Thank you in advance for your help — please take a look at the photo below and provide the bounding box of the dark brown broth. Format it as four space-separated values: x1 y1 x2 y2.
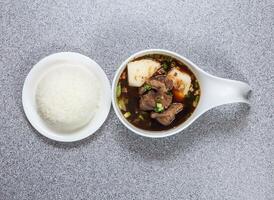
117 54 200 131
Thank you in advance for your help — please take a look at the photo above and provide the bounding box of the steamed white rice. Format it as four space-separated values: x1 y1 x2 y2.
36 64 99 132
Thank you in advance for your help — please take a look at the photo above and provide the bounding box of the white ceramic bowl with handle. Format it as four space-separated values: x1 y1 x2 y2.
112 49 251 138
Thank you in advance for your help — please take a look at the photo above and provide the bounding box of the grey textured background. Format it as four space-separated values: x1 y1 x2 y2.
0 0 273 199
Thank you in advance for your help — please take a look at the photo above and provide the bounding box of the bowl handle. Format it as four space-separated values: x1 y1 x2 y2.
198 73 251 112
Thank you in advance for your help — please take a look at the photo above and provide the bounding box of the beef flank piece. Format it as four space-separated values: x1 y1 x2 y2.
139 90 157 111
139 74 174 111
138 76 167 95
139 75 173 95
138 79 165 95
153 75 166 81
156 93 172 109
154 75 173 91
150 75 173 92
165 78 173 91
151 103 184 126
147 79 167 93
150 76 173 108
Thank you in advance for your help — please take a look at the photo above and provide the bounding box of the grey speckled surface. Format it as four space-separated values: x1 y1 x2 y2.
0 0 273 199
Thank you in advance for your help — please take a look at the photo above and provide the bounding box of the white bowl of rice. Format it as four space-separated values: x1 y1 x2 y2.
22 52 111 142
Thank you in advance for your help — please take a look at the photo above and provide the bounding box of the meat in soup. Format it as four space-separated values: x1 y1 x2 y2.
116 54 200 131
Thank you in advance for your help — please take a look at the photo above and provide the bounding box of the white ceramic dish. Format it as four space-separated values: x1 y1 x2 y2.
112 49 251 138
22 52 111 142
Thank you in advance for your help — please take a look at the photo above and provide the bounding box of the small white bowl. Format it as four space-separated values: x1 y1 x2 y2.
22 52 111 142
112 49 251 138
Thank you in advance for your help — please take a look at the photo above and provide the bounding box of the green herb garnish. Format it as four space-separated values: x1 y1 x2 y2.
194 80 199 89
162 62 170 71
143 83 152 92
154 103 164 113
193 95 200 107
118 98 126 111
116 83 121 97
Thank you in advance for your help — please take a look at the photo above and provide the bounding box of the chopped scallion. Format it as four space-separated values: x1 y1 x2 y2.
124 112 131 118
138 114 144 120
162 62 170 71
118 99 126 111
154 103 164 113
116 83 121 97
143 83 152 92
193 95 200 107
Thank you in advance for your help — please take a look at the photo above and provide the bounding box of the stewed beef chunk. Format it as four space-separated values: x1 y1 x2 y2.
151 103 183 126
147 79 167 93
165 78 173 91
153 75 173 91
147 75 173 93
139 90 157 111
155 93 173 109
153 75 166 81
139 75 173 95
139 74 174 111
